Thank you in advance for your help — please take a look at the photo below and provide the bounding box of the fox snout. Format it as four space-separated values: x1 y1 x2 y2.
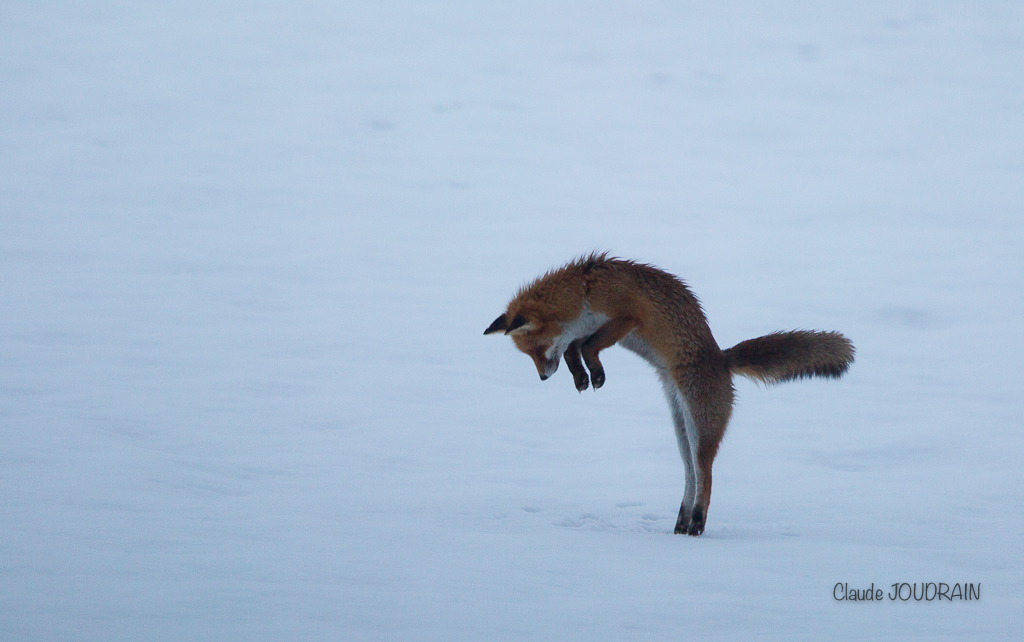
534 354 560 381
483 311 566 382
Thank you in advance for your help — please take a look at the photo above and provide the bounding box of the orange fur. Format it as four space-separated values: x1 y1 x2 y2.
485 253 854 535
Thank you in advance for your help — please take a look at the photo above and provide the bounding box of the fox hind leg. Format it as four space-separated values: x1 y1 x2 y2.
663 372 731 536
679 432 721 535
679 387 730 536
674 411 728 536
675 431 712 536
660 373 697 534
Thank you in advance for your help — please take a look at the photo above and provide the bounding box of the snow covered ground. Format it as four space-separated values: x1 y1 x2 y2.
2 1 1023 640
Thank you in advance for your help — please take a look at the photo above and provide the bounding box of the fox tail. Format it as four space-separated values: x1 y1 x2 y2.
723 330 854 384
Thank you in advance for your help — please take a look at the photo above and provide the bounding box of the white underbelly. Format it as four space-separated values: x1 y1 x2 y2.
619 331 667 370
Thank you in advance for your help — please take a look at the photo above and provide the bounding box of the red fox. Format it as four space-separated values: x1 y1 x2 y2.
484 253 853 536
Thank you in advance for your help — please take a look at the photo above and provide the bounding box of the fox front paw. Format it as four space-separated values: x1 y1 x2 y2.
572 371 590 392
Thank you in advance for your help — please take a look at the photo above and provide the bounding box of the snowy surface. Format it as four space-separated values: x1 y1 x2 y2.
2 1 1023 640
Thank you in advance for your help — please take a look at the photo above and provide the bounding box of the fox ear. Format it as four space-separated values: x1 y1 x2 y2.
484 314 508 335
504 313 534 335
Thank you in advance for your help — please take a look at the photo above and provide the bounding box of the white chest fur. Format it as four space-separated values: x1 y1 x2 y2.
544 305 610 360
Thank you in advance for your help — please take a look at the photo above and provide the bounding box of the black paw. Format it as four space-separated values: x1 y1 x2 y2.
673 506 706 536
572 372 590 392
687 508 706 536
589 367 605 390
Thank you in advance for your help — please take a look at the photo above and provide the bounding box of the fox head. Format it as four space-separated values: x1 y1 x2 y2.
483 308 567 380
